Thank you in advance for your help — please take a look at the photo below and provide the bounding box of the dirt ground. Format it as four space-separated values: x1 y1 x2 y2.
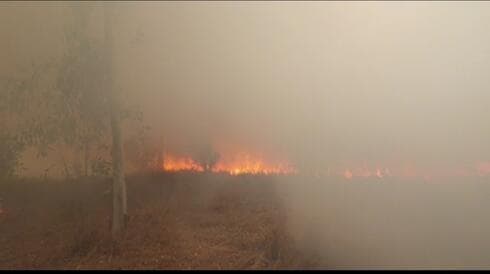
0 173 321 270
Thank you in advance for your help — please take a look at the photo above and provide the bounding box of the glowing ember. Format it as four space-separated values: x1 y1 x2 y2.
343 169 353 180
163 153 204 172
162 151 296 175
211 152 297 175
161 149 490 180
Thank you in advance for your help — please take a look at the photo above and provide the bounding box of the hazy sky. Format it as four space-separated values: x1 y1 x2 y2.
3 1 490 170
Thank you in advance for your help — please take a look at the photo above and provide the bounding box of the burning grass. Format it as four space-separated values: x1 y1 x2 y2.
162 151 297 176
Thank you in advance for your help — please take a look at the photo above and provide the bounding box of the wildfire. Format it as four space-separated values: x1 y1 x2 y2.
211 152 297 175
162 153 204 172
161 148 490 180
162 151 296 175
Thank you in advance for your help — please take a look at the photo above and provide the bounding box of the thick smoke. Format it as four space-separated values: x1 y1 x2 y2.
3 1 490 268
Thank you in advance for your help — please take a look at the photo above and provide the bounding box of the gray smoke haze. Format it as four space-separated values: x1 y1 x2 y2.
3 1 490 268
4 2 490 168
119 1 490 170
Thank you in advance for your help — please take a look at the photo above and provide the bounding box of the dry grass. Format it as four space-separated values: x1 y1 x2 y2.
0 173 317 269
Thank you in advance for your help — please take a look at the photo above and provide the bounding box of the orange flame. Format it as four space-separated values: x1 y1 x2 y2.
162 149 490 180
162 151 296 175
163 153 204 172
211 152 297 175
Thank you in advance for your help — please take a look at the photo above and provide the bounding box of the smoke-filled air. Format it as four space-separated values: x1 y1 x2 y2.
2 1 490 270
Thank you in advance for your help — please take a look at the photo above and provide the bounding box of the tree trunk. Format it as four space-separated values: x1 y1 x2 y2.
104 3 127 240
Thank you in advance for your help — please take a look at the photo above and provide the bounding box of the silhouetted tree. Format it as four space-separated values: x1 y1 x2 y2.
104 3 127 239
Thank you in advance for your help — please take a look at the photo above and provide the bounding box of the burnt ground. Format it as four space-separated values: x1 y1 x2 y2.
0 173 321 270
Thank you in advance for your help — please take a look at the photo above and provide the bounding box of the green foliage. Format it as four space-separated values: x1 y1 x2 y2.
55 5 110 149
1 62 59 149
0 61 58 178
0 4 148 179
53 4 145 178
